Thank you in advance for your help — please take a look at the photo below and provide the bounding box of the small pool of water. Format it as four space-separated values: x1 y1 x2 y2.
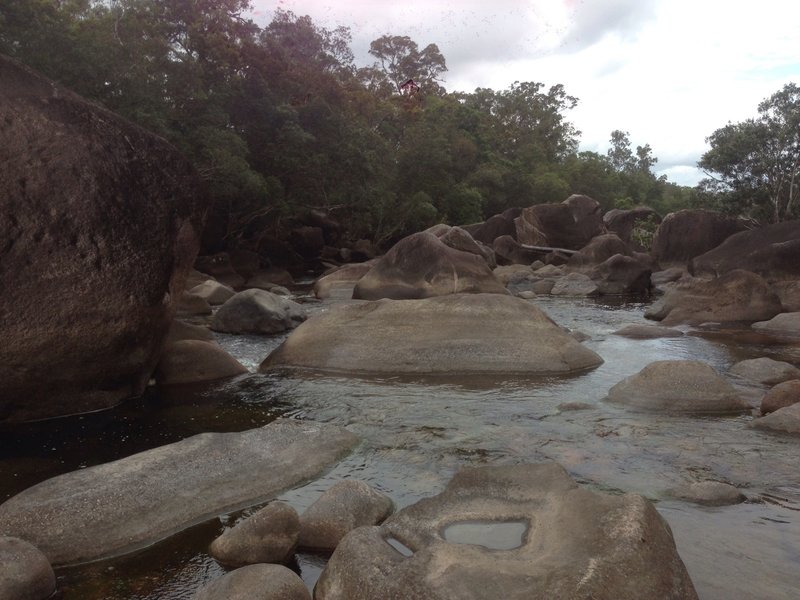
442 520 528 550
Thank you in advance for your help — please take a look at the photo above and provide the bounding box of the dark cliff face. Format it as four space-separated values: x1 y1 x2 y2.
0 55 208 423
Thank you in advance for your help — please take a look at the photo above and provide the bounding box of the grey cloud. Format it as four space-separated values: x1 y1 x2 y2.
558 0 659 53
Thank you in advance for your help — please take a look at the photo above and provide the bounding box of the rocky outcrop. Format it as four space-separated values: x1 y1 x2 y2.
155 340 248 385
0 55 206 423
652 209 748 266
315 463 698 600
468 208 521 245
729 358 800 386
761 380 800 414
515 195 606 250
193 564 310 600
0 420 358 565
353 232 508 300
603 206 660 244
211 290 306 334
261 294 603 377
0 536 56 600
607 360 749 414
209 502 299 567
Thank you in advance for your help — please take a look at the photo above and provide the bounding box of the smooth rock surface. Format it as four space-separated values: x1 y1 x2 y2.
0 536 56 600
550 272 599 296
166 320 215 345
607 360 749 415
751 403 800 435
260 294 603 376
752 312 800 336
313 263 375 299
729 358 800 386
652 209 747 266
761 380 800 414
212 289 306 334
155 340 248 385
515 195 606 249
299 481 394 552
0 420 358 565
193 564 310 600
188 280 236 305
315 463 698 600
612 324 685 339
209 502 299 567
670 482 745 507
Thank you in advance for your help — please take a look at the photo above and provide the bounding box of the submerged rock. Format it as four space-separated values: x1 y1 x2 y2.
0 536 56 600
212 289 306 334
155 340 248 385
670 482 745 507
0 420 358 565
761 380 800 414
209 502 299 567
729 358 800 386
193 564 310 600
315 463 698 600
260 294 603 377
612 324 685 339
607 360 749 415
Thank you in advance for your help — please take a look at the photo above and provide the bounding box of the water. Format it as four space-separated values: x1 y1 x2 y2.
1 294 799 599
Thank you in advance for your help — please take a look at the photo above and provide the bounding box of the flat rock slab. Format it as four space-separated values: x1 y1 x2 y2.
260 294 603 376
0 420 358 566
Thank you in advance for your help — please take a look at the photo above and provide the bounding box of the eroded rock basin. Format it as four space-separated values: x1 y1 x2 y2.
1 296 799 599
442 520 528 550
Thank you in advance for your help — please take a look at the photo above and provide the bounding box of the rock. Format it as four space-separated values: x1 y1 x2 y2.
603 206 660 244
752 312 800 337
229 249 263 280
550 272 599 296
0 536 56 600
353 232 508 300
691 219 800 281
515 195 606 250
289 226 325 259
0 420 358 565
534 264 564 277
193 564 310 600
314 463 698 600
612 324 685 339
438 226 495 267
246 268 295 289
195 253 246 289
0 55 205 423
760 380 800 414
492 265 535 286
350 239 378 262
155 340 248 385
644 270 782 326
670 482 745 507
566 234 632 269
261 294 603 376
557 402 595 411
771 280 800 312
752 403 800 435
186 268 215 290
530 279 556 294
313 262 375 299
269 286 292 297
166 320 215 344
177 291 214 316
651 267 687 286
298 481 394 553
729 358 800 386
468 210 520 245
587 254 652 295
492 235 543 265
607 360 749 414
517 290 536 299
652 209 748 266
212 290 306 334
304 210 342 246
188 280 236 305
209 502 299 567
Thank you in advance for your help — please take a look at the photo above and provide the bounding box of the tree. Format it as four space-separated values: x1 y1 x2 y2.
366 35 447 94
699 83 800 223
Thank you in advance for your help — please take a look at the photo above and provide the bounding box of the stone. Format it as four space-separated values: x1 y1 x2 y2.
691 219 800 282
550 272 599 296
514 195 606 250
607 360 749 415
212 290 306 335
752 312 800 337
289 226 325 259
313 262 375 299
261 294 603 376
438 226 495 267
492 265 535 286
186 268 215 290
760 380 800 414
298 481 394 553
177 291 214 316
534 264 564 277
193 564 310 600
468 210 520 245
751 403 800 435
566 234 632 269
0 420 358 565
195 253 246 289
612 324 685 339
771 280 800 312
166 320 215 345
729 358 800 386
587 254 652 295
603 206 660 244
229 249 263 280
670 482 745 507
155 340 248 385
517 290 536 299
247 268 295 288
209 502 299 567
492 235 543 265
0 55 205 423
644 270 782 326
353 232 508 300
188 280 236 305
314 463 698 600
350 239 378 262
652 209 748 266
0 536 56 600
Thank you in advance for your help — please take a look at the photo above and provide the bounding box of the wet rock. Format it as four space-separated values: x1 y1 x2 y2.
315 463 698 600
550 272 599 296
0 420 358 565
671 482 745 507
729 358 800 386
155 340 248 385
515 195 606 250
298 481 394 553
209 502 299 567
644 270 782 326
607 360 749 415
0 536 56 600
187 280 236 305
751 403 800 435
193 564 310 600
612 324 685 339
178 290 214 316
0 56 205 423
761 380 800 414
261 294 603 376
246 268 295 289
313 262 375 299
166 320 215 345
517 290 536 300
195 253 246 289
557 402 595 411
212 290 306 334
752 312 800 337
652 209 747 266
353 232 508 300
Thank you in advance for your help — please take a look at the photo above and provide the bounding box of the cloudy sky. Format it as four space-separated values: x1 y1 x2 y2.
249 0 800 186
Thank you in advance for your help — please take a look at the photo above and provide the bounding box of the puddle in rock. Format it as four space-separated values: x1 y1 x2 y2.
441 520 528 550
385 537 414 557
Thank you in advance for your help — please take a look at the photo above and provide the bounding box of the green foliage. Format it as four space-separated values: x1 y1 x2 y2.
630 214 660 250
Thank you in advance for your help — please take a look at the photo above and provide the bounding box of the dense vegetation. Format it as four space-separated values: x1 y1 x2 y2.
2 1 795 252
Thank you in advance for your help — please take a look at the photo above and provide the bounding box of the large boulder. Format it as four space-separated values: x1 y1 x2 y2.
607 360 749 415
260 294 603 376
644 270 783 326
751 403 800 435
690 220 800 281
652 209 748 266
195 253 246 289
313 262 375 299
761 380 800 414
0 536 56 600
155 340 248 386
729 358 800 386
566 234 632 269
752 312 800 337
212 289 306 334
492 235 543 265
468 208 521 245
193 564 310 600
670 482 745 507
353 232 508 300
187 280 236 305
771 280 800 312
314 463 698 600
603 206 660 244
587 254 652 295
436 225 495 267
550 272 599 297
514 195 606 250
0 420 358 565
0 55 206 423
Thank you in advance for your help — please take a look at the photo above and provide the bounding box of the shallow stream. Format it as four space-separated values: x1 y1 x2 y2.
1 294 799 599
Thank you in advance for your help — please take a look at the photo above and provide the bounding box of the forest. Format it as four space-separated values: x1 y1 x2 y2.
2 0 797 252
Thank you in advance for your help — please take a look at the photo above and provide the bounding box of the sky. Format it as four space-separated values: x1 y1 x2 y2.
249 0 800 186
